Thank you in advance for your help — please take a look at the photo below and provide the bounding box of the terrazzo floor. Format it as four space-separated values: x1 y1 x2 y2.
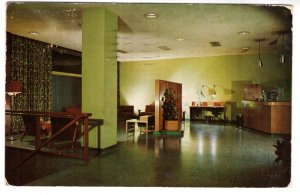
5 121 290 187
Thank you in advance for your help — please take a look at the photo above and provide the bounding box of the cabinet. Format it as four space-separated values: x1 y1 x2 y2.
190 104 226 122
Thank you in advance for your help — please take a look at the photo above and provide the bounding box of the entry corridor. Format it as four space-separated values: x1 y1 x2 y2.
5 121 290 187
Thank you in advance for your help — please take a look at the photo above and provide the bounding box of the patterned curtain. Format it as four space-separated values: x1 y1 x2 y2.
10 34 52 132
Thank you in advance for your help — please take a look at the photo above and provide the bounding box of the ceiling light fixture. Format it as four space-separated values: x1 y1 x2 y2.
257 39 264 67
238 31 250 35
175 37 184 42
144 13 158 19
280 33 285 64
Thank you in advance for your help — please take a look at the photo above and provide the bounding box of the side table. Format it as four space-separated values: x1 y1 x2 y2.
125 119 149 136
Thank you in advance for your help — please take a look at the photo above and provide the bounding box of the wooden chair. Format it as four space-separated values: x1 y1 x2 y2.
20 115 38 142
118 105 135 120
21 115 51 142
21 114 80 148
50 116 81 148
139 104 155 117
51 107 82 148
21 107 82 148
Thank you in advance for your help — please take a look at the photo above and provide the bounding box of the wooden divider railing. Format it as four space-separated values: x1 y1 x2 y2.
5 110 94 167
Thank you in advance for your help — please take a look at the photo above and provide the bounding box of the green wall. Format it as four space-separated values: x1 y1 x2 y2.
82 8 117 148
119 52 292 120
52 75 82 112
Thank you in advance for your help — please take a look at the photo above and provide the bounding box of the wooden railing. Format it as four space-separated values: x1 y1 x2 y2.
5 110 96 167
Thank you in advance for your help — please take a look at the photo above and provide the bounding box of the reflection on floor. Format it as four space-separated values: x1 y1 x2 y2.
5 121 290 187
5 134 36 151
5 132 89 165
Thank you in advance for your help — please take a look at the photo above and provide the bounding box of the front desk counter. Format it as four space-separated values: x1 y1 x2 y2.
242 100 291 134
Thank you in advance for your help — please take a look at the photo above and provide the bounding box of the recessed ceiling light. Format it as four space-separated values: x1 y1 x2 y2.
175 37 184 42
238 31 250 35
144 13 159 19
28 31 39 35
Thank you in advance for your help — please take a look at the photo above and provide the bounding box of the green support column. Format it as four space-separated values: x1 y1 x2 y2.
82 8 117 149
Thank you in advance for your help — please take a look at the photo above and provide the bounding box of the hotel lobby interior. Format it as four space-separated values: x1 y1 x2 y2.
3 1 297 190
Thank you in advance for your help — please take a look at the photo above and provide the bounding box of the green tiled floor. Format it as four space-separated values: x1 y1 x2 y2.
5 121 290 187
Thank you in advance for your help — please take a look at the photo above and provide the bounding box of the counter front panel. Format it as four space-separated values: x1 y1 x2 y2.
242 101 291 134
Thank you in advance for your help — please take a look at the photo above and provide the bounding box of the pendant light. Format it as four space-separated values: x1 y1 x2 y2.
280 33 285 64
257 39 263 67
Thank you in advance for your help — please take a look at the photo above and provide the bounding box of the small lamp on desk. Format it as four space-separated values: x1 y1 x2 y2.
6 80 23 141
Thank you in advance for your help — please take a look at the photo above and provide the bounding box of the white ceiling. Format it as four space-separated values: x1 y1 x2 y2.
6 2 293 61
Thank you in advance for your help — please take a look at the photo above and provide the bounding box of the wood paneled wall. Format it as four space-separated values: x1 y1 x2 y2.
155 80 182 131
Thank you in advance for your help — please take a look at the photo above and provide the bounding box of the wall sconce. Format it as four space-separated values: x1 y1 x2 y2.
212 84 216 98
200 85 206 97
200 84 218 99
200 85 211 98
6 80 23 141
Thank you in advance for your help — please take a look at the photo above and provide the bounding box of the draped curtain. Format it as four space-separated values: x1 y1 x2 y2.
10 34 52 131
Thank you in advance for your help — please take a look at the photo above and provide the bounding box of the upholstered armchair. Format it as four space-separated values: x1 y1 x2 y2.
118 105 135 120
139 104 155 117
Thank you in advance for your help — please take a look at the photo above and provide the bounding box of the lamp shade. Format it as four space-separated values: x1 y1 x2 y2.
280 33 285 64
6 80 22 96
257 40 263 67
280 53 285 64
258 58 263 67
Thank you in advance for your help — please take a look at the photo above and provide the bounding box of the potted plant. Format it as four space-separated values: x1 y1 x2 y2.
161 88 179 130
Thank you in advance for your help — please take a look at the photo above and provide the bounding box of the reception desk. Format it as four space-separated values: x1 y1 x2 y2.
242 101 291 134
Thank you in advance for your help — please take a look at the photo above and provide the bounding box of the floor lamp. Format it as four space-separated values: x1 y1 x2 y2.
6 80 22 141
